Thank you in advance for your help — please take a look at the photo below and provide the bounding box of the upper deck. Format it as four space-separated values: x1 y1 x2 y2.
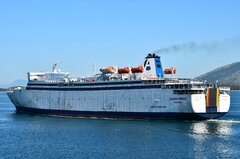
24 54 230 93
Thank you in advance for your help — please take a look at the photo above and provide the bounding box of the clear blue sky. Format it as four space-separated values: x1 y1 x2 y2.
1 0 240 85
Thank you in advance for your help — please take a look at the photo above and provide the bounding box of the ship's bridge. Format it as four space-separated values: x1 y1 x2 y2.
27 62 69 82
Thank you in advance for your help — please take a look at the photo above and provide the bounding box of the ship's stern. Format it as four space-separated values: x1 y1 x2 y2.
191 87 230 119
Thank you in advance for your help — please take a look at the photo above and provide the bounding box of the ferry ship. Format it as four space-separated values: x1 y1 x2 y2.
7 54 230 120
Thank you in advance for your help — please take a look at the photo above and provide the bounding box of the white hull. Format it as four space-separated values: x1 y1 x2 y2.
7 87 230 120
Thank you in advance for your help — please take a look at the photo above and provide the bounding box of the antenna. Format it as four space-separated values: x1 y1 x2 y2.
92 62 96 76
52 61 61 72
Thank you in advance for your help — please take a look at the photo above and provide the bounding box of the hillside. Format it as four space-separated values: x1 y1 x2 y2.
196 62 240 87
0 79 27 89
0 88 6 92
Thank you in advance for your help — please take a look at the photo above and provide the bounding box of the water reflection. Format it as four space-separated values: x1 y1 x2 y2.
191 120 232 135
189 120 236 159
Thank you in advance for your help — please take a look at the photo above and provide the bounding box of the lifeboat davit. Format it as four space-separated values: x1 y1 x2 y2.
164 67 176 74
100 66 116 74
131 66 144 73
118 67 130 74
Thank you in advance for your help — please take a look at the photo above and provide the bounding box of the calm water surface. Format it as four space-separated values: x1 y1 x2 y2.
0 91 240 159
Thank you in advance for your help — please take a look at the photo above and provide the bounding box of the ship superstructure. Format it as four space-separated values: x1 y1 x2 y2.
7 54 230 120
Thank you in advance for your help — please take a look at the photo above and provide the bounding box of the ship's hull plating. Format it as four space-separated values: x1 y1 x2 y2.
7 85 230 120
15 105 226 120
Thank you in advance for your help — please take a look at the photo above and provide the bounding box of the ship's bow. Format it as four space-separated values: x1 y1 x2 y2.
6 87 25 110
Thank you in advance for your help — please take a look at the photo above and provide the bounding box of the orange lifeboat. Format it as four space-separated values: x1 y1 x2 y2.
100 66 116 74
118 67 130 74
164 67 176 74
131 66 144 73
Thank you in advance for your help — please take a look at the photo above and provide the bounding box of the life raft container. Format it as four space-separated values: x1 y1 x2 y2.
131 66 144 73
118 67 130 74
164 67 176 74
100 66 116 74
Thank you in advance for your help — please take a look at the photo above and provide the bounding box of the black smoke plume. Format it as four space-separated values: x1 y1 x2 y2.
152 37 240 54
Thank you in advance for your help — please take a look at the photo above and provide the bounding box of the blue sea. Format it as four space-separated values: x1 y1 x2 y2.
0 91 240 159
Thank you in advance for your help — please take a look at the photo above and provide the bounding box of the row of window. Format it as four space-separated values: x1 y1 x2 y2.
173 90 204 94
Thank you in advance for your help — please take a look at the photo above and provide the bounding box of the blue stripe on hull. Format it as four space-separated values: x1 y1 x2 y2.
27 80 143 87
26 85 162 91
15 106 226 120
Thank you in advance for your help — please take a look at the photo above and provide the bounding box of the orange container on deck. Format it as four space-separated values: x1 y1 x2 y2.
118 67 130 74
164 67 176 74
131 66 144 73
100 66 116 74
